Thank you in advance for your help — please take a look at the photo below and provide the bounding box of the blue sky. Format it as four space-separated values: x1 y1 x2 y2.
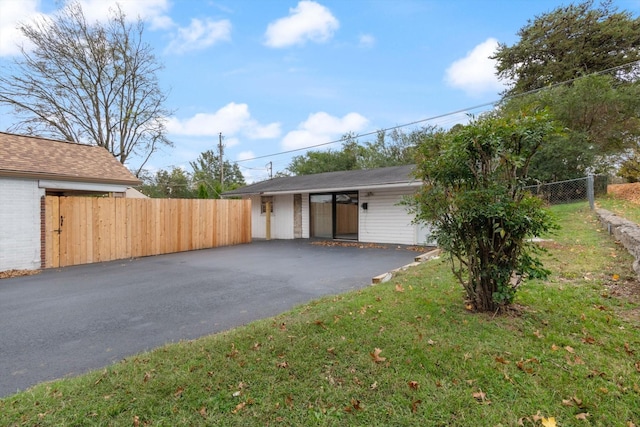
1 0 639 182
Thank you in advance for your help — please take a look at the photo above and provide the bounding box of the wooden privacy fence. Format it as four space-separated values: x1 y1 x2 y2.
44 196 251 268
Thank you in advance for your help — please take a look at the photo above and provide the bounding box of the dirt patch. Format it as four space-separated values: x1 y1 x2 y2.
608 183 640 204
310 241 432 252
0 269 41 280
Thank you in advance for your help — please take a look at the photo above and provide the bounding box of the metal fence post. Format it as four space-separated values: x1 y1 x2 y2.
587 175 595 210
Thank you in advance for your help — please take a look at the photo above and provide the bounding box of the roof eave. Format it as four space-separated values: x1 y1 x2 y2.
0 170 141 186
223 180 422 197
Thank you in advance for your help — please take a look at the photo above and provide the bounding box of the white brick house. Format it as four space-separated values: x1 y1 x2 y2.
0 132 140 271
222 165 434 246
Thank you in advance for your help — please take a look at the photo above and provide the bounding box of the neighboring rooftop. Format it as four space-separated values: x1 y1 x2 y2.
0 132 140 185
223 164 419 196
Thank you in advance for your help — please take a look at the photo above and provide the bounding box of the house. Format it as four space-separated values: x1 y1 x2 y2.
222 164 434 246
0 131 141 271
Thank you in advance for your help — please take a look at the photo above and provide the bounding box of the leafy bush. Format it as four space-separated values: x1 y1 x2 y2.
410 111 558 312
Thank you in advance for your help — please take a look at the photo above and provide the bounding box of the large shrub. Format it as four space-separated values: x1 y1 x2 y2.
411 111 557 312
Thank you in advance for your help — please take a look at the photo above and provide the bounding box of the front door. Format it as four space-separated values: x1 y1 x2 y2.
310 192 358 240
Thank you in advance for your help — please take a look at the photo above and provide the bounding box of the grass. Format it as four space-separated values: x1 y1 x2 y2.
596 193 640 224
1 202 639 426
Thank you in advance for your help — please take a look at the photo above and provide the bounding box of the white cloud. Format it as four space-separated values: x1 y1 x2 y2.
77 0 173 29
264 0 339 48
0 0 173 57
358 33 375 48
0 0 42 56
165 18 231 54
444 38 505 97
166 102 282 142
237 151 255 161
281 112 368 150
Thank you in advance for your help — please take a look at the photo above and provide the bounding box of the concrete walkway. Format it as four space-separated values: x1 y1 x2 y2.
0 240 423 397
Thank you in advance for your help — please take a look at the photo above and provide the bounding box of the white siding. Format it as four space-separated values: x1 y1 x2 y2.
358 188 426 245
301 193 310 238
0 178 44 270
246 188 434 245
248 194 294 239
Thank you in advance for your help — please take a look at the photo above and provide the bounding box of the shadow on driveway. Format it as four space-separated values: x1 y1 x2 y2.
0 239 425 397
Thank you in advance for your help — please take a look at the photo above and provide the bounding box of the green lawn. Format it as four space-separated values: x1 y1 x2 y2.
1 202 639 426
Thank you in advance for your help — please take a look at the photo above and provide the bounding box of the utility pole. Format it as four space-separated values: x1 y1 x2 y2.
218 132 224 188
266 161 273 179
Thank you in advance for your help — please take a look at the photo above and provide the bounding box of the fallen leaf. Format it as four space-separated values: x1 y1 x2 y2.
133 415 140 427
564 346 575 353
575 412 589 420
370 348 386 363
612 274 620 281
408 380 419 390
314 320 327 329
495 356 510 365
472 391 486 401
232 402 246 414
199 407 207 419
411 399 421 413
582 336 595 344
370 381 378 390
174 387 184 398
624 343 635 356
541 417 557 427
533 330 543 339
395 284 404 292
551 344 559 351
276 361 289 368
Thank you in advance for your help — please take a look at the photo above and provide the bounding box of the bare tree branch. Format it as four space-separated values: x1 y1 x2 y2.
0 1 173 174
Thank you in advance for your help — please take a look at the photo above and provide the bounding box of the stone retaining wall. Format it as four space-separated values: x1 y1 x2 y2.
596 208 640 277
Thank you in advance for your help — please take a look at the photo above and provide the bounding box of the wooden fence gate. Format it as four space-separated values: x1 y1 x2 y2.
44 196 251 268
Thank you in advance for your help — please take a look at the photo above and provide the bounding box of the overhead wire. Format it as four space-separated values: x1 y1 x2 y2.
233 59 640 165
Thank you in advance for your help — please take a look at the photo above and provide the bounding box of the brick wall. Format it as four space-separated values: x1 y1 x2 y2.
0 178 45 271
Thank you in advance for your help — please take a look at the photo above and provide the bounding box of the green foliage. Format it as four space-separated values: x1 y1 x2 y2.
494 0 640 96
139 167 195 198
411 111 558 312
190 150 246 196
498 75 640 181
286 128 424 176
618 154 640 182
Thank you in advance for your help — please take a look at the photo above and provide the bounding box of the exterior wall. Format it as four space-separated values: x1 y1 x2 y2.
301 193 310 238
0 178 44 270
249 194 295 239
247 188 433 245
358 188 433 245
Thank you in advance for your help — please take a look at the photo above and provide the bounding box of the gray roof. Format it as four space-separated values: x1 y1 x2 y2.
223 164 419 196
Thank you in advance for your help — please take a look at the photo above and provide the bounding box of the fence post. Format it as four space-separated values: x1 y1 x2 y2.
587 175 595 210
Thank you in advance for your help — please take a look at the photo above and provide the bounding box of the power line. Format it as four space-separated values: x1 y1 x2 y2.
234 59 640 164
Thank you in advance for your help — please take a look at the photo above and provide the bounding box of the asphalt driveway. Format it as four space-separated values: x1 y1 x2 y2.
0 239 422 398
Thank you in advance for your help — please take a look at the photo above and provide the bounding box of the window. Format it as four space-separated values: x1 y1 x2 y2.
261 196 273 214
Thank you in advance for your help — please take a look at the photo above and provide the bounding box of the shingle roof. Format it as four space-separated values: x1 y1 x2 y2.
223 164 419 196
0 132 140 185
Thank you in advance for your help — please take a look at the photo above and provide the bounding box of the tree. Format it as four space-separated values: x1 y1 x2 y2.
285 129 421 176
497 74 640 181
493 0 640 96
410 111 557 312
190 150 246 198
139 167 195 199
0 1 172 175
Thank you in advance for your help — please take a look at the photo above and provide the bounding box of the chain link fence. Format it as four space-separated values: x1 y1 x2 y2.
523 175 608 207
